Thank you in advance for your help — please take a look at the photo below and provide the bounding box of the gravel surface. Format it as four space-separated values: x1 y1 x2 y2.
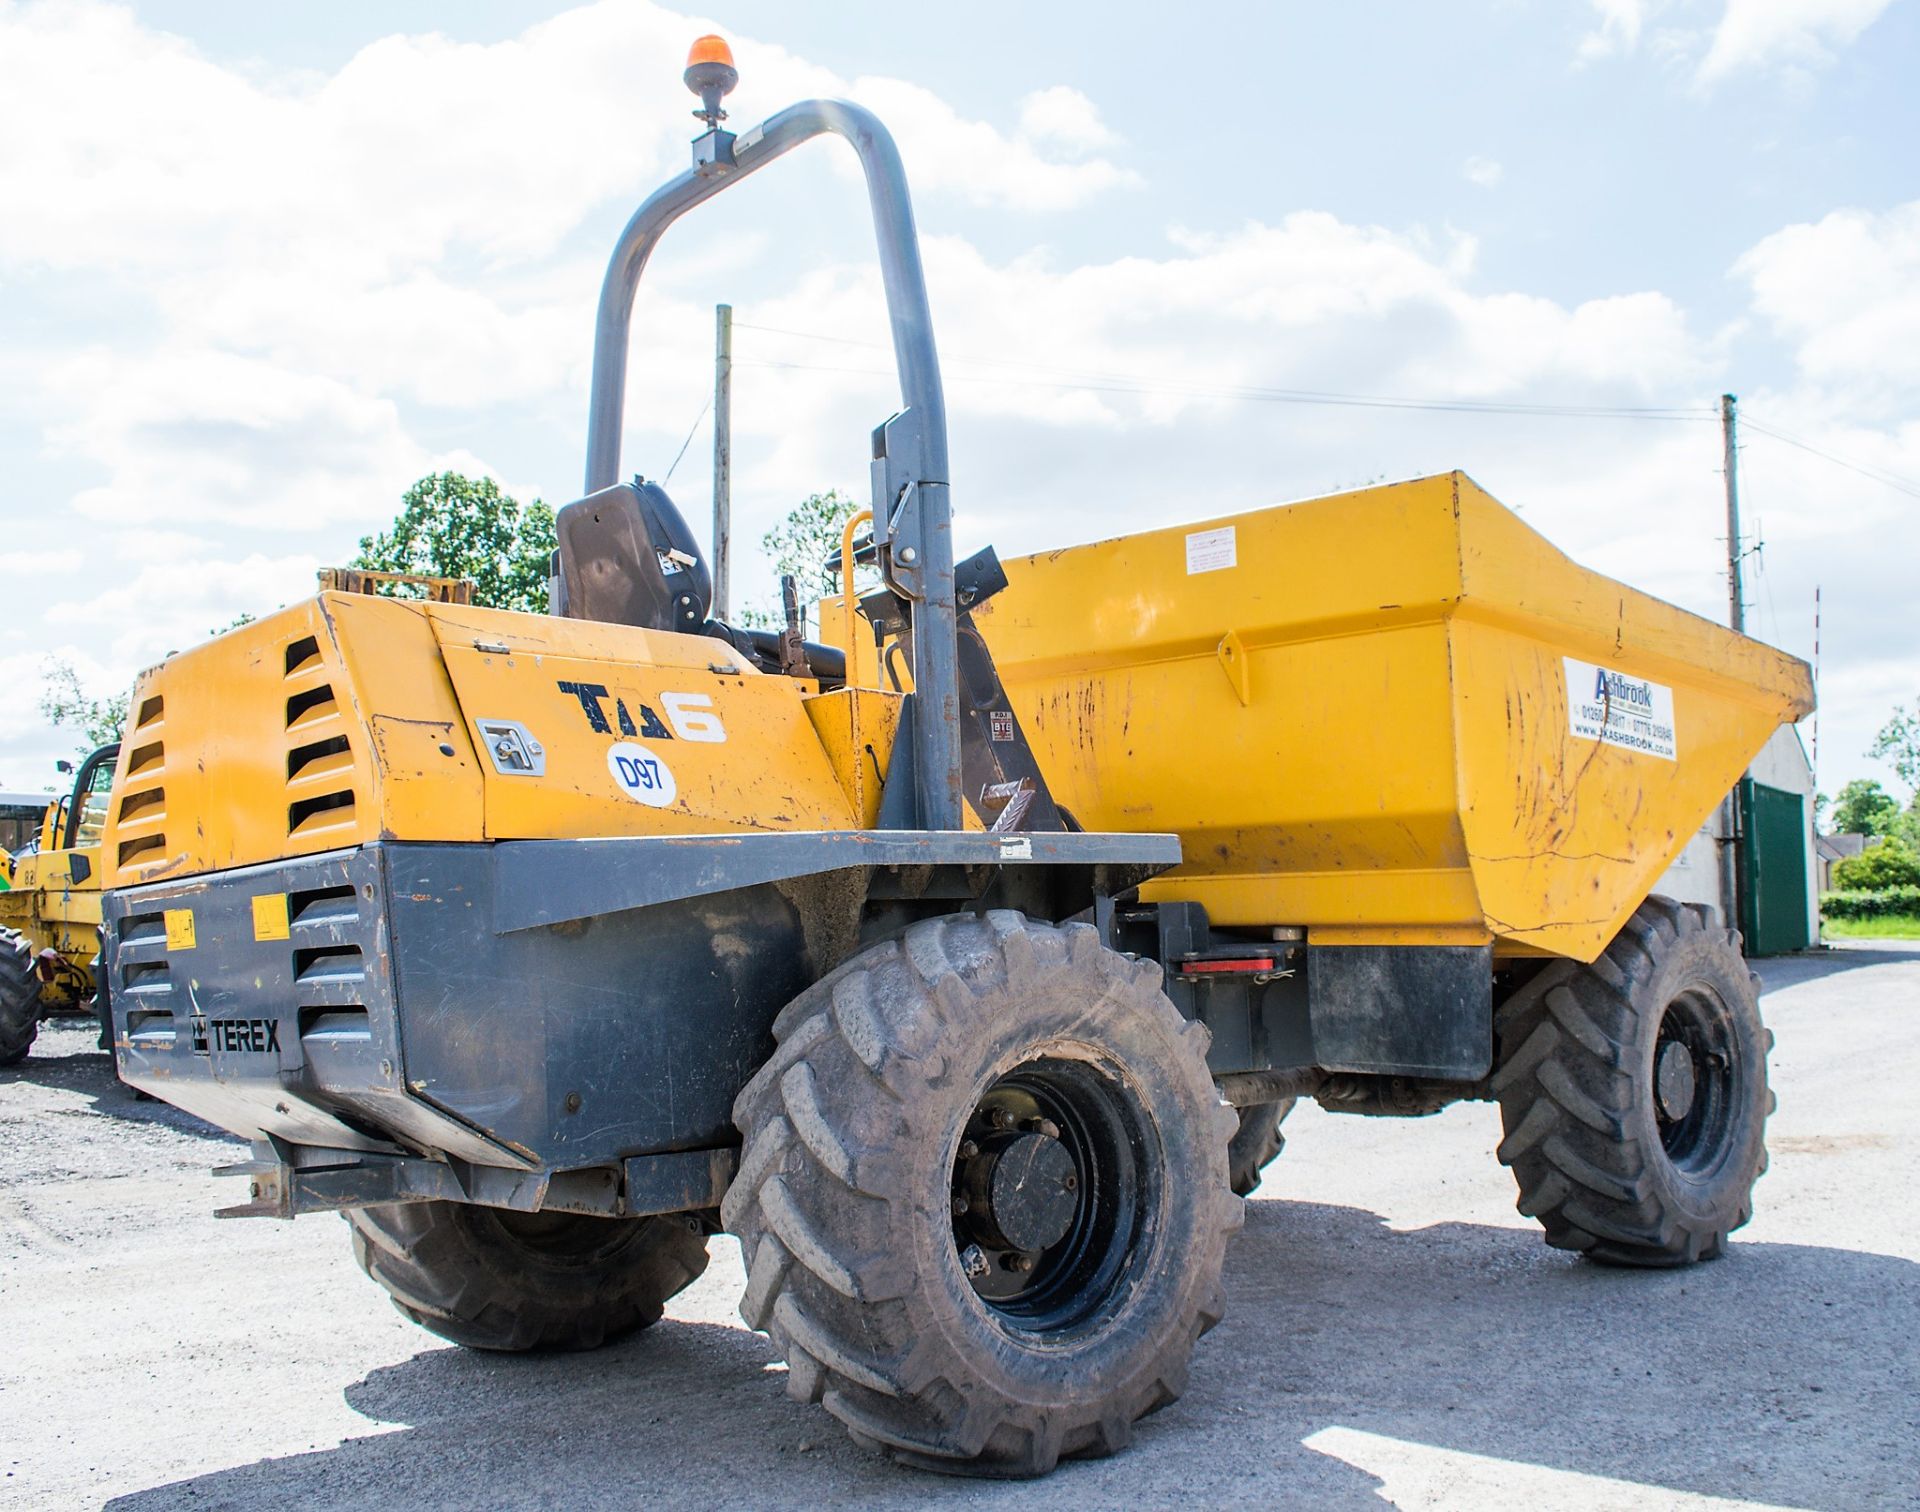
3 944 1915 1510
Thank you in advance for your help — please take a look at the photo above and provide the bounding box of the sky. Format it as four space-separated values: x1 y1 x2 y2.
1 0 1916 803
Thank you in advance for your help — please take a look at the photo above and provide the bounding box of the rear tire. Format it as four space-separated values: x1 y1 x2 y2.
347 1201 709 1351
0 928 42 1067
723 910 1241 1477
1227 1099 1295 1196
1492 896 1771 1267
92 952 113 1053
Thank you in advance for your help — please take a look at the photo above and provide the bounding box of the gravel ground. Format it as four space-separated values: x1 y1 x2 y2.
3 944 1915 1510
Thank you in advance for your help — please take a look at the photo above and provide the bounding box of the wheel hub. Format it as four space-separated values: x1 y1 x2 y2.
948 1065 1148 1332
1655 1038 1698 1121
958 1130 1077 1254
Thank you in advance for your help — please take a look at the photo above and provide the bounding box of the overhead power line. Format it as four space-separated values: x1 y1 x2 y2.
732 321 1920 501
732 321 1715 421
1739 416 1920 503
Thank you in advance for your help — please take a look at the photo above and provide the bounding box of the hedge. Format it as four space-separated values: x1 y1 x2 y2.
1820 886 1920 920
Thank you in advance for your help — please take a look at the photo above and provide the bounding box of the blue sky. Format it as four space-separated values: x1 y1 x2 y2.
2 0 1916 801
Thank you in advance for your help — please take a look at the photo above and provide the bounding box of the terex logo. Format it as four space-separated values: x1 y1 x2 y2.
1593 667 1654 709
207 1018 282 1054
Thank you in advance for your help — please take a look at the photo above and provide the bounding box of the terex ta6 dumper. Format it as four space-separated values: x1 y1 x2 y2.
98 42 1812 1477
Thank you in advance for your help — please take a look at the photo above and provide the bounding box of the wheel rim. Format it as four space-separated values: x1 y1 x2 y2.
1652 987 1737 1176
949 1057 1152 1337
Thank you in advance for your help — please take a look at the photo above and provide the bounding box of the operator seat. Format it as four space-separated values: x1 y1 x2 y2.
553 480 711 632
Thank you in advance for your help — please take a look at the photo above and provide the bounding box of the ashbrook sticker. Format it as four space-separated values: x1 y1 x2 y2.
1564 657 1677 761
607 741 678 807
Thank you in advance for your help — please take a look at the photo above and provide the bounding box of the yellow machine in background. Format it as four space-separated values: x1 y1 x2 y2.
1 743 118 1064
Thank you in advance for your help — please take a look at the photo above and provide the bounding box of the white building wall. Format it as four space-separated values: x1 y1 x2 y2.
1650 724 1818 945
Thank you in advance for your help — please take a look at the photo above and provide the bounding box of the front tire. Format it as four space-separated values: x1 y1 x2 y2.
723 910 1241 1477
0 928 43 1067
1227 1099 1296 1196
1492 896 1771 1266
347 1201 710 1351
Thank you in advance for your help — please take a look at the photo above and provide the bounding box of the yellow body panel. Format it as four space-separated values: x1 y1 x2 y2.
0 826 105 1010
103 592 903 888
803 688 904 830
965 472 1812 962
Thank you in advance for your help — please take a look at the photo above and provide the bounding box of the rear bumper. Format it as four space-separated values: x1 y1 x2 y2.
106 846 529 1167
105 830 1180 1207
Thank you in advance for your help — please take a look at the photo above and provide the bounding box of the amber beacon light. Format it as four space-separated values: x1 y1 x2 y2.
684 34 738 126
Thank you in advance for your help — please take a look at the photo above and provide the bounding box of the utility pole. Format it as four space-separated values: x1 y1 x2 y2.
712 303 733 619
1811 584 1822 783
1721 392 1744 633
1718 392 1747 948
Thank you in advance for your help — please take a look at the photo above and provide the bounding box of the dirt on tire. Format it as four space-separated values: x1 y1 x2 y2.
347 1200 710 1351
0 926 44 1067
723 909 1242 1477
1228 1098 1296 1196
1492 895 1772 1266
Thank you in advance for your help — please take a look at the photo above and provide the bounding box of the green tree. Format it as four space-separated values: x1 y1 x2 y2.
1827 778 1901 837
743 488 869 632
353 472 557 613
764 488 863 602
37 658 127 756
1831 837 1920 891
1869 698 1920 792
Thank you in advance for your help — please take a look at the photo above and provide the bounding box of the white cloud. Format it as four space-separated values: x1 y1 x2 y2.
850 77 1139 210
1734 202 1920 402
1018 86 1123 156
1577 0 1651 61
1698 0 1896 83
1574 0 1892 84
0 0 1913 799
1463 156 1505 189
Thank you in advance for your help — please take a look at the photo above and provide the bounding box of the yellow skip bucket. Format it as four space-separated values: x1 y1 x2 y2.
972 472 1812 962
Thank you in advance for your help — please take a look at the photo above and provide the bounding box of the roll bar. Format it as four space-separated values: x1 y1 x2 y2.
583 98 962 831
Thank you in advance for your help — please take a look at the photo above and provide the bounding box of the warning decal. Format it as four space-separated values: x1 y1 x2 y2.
1564 657 1677 761
1185 526 1237 575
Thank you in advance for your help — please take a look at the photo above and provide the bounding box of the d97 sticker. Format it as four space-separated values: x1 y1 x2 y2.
607 742 678 807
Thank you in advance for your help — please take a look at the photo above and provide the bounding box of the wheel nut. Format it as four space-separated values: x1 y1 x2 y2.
951 1194 969 1216
958 1139 979 1161
959 1244 990 1279
1004 1253 1035 1273
989 1107 1015 1130
1027 1117 1061 1139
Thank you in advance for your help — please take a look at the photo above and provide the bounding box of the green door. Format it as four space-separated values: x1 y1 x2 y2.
1738 778 1811 955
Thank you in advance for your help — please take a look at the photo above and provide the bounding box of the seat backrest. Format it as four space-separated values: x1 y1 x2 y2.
554 484 674 630
554 481 712 632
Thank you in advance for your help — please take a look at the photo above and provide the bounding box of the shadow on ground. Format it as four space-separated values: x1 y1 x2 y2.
0 1019 239 1145
106 1199 1918 1511
1757 941 1920 993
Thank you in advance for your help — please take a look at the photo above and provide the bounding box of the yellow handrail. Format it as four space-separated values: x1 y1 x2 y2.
840 509 873 685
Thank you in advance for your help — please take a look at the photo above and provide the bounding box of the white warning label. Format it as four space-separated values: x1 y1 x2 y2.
1185 525 1237 575
1565 657 1677 761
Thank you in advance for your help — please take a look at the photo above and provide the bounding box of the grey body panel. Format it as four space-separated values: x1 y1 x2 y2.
492 829 1177 931
105 830 1179 1203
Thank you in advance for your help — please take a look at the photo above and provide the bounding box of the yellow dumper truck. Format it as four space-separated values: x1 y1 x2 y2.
97 44 1810 1477
1 743 118 1063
